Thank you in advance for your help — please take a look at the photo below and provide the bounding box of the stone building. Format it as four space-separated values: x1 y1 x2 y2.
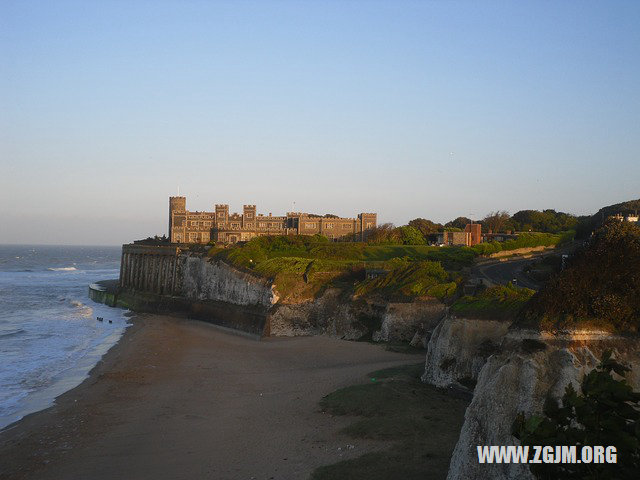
168 196 377 244
437 223 483 247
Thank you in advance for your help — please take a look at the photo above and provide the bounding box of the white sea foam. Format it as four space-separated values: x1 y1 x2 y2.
0 245 126 430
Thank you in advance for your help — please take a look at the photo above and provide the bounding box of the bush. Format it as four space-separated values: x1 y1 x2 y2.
513 352 640 479
521 221 640 333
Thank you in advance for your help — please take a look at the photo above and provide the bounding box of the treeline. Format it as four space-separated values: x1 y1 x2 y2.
575 198 640 238
366 209 579 246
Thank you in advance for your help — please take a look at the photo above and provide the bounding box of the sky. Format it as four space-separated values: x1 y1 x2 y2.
1 0 639 245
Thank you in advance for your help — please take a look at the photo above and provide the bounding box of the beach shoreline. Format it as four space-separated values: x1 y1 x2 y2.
0 314 464 480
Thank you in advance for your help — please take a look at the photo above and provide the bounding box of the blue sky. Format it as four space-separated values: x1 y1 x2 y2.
1 0 639 245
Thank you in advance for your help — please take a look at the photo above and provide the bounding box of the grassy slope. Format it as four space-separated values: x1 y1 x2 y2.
208 233 564 302
450 284 536 321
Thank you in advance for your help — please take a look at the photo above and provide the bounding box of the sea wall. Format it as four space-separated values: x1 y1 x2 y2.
119 244 183 295
112 245 276 336
427 327 640 480
111 244 445 340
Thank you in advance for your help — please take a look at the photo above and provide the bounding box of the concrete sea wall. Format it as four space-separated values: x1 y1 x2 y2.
101 244 446 341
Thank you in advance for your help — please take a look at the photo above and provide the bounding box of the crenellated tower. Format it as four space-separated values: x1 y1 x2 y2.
169 196 187 242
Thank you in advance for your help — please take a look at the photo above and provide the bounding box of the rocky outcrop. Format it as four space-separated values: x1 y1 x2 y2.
372 299 445 346
422 316 509 388
268 289 385 340
182 257 277 308
268 290 448 342
443 332 640 480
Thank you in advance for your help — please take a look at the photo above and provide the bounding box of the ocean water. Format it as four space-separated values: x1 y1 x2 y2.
0 245 128 430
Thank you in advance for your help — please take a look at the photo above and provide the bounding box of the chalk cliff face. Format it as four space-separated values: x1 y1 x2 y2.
430 327 640 480
182 257 277 308
372 300 445 345
422 316 510 388
268 289 383 339
268 290 447 341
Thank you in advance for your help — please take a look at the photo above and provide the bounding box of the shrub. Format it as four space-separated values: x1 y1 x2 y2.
521 220 640 333
513 352 640 479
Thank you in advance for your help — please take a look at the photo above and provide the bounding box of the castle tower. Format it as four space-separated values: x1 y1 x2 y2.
169 196 186 242
215 204 229 226
243 204 257 228
358 213 378 240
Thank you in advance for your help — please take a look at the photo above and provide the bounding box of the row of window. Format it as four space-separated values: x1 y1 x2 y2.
304 222 354 230
216 212 254 219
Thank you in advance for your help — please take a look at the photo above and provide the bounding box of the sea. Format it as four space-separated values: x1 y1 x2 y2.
0 245 128 430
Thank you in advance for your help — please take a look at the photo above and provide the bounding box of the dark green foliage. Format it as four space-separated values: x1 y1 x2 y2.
575 198 640 239
408 218 443 236
470 232 567 256
482 210 513 233
395 226 426 245
522 220 640 333
511 209 579 234
445 216 473 230
513 352 640 479
450 284 535 320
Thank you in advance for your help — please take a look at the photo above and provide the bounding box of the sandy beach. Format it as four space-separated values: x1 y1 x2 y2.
0 314 463 480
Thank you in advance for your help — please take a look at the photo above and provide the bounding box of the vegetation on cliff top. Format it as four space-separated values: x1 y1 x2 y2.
450 284 535 321
520 220 640 333
209 235 469 301
207 232 565 302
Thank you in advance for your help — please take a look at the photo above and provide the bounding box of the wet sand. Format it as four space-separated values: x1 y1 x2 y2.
0 314 460 480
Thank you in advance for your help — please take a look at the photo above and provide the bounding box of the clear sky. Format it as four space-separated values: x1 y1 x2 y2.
1 0 639 245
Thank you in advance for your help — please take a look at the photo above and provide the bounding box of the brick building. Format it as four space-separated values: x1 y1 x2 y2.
437 223 483 247
168 197 377 244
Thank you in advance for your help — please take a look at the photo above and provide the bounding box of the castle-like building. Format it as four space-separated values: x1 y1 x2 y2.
169 197 377 244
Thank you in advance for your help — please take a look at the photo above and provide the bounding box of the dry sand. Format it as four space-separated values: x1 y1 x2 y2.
0 314 458 480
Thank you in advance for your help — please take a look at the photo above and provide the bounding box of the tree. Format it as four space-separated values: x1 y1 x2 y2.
445 216 473 230
482 211 512 233
513 351 640 479
408 218 443 236
366 223 396 244
395 226 425 245
511 209 578 233
523 220 640 333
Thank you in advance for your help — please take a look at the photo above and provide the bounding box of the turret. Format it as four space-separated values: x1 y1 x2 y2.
169 196 187 240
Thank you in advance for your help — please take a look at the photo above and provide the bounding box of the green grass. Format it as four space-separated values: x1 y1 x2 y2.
208 233 564 303
470 232 568 256
450 284 535 320
311 364 469 480
354 261 459 300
